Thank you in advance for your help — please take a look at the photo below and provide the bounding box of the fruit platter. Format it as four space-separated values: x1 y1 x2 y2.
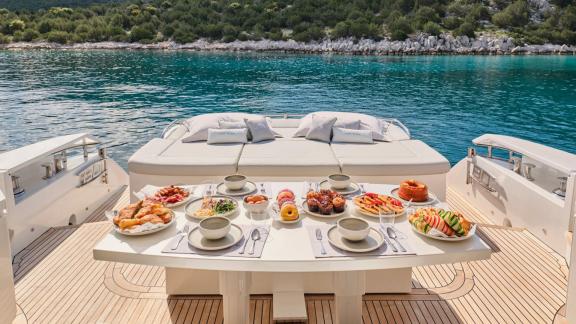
153 185 192 207
352 193 405 218
109 198 175 236
409 207 476 241
273 189 301 223
185 195 238 219
302 189 347 218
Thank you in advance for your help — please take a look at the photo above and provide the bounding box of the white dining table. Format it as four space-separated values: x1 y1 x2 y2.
93 182 491 324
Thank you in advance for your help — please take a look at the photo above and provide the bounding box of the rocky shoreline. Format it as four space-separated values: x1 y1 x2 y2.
2 35 575 55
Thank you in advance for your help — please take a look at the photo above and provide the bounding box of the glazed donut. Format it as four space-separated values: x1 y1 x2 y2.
398 180 429 202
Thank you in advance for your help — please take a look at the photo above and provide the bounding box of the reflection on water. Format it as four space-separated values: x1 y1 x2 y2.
1 51 575 168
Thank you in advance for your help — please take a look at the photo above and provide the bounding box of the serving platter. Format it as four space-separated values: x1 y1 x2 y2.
107 210 176 236
318 181 360 196
352 193 406 219
326 226 385 253
301 201 347 219
185 195 239 220
188 224 244 250
216 181 257 196
390 187 438 206
411 223 477 241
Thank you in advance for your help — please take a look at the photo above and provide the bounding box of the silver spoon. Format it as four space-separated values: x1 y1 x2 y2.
387 227 407 252
249 228 261 255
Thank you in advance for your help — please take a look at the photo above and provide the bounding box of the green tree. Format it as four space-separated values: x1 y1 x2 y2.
423 21 442 35
388 16 413 40
492 1 530 28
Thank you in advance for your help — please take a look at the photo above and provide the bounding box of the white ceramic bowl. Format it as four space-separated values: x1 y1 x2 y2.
224 174 247 191
243 195 270 214
328 174 351 190
337 217 370 241
199 217 231 240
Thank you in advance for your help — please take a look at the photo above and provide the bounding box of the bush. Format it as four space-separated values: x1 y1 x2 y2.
8 19 25 33
443 16 463 29
130 24 155 42
45 30 70 44
38 20 52 34
0 33 11 44
388 17 413 40
492 1 529 28
454 22 476 37
423 21 442 35
21 28 39 41
559 6 576 30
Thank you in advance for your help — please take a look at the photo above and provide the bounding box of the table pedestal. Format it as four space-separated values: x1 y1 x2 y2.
334 271 366 324
219 271 251 324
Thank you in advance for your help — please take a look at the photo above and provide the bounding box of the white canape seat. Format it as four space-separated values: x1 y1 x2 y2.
237 139 341 176
331 140 450 176
128 139 244 176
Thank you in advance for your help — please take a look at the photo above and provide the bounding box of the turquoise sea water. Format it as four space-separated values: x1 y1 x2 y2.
1 51 575 168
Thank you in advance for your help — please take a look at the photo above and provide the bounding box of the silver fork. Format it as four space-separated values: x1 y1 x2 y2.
315 228 327 255
259 183 266 194
359 183 366 194
171 223 190 250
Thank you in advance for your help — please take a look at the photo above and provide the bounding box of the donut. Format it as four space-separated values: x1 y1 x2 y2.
398 179 429 202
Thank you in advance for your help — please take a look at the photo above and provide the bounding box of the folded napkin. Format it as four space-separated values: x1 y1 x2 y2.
307 224 415 258
162 224 270 258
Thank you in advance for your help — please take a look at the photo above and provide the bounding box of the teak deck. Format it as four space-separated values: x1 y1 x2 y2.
11 187 570 323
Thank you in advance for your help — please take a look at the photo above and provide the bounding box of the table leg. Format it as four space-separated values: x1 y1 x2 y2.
219 271 251 324
333 271 366 324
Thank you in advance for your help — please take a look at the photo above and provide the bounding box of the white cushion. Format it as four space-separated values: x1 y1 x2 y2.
294 112 389 141
245 117 277 143
332 127 373 144
294 112 360 137
305 115 337 143
331 140 450 176
128 139 243 176
219 120 247 129
207 128 248 144
181 113 257 142
238 140 341 176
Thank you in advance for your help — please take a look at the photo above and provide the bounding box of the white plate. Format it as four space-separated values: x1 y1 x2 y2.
155 188 194 208
185 196 239 220
318 181 360 196
301 201 347 218
326 226 385 253
412 224 477 241
390 188 438 206
108 210 176 236
270 204 302 224
216 181 257 196
352 203 406 219
188 224 244 251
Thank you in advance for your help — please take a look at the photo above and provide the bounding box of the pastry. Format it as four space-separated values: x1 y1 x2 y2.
280 202 299 221
332 196 346 213
307 198 320 212
398 180 429 202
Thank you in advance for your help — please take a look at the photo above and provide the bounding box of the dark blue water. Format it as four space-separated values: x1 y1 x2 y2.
1 51 575 168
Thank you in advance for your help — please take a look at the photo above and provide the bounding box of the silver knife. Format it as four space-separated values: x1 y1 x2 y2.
239 229 254 254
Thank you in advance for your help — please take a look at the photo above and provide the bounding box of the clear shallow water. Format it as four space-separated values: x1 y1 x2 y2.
1 51 575 168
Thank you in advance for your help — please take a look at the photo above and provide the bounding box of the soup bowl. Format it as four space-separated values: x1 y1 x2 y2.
328 174 351 190
337 217 370 241
199 216 231 240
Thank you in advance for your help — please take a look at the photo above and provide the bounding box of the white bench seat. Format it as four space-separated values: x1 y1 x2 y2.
128 139 243 176
331 140 450 176
237 139 341 176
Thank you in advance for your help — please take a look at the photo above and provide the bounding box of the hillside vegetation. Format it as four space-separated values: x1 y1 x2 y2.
0 0 121 10
0 0 575 46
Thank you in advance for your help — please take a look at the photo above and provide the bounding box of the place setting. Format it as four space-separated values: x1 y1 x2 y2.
162 217 271 257
307 216 415 258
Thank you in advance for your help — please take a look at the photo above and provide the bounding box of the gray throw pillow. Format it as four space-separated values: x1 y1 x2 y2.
305 115 337 143
244 117 276 143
